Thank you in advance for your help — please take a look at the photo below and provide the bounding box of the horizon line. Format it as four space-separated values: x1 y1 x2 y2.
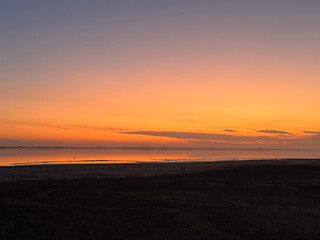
0 146 315 151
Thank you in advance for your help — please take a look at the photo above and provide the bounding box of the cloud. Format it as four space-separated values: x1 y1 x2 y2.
46 125 70 130
0 139 66 146
0 139 22 143
45 123 123 131
60 124 124 131
0 121 124 132
303 131 320 134
257 130 292 135
224 129 238 133
121 131 319 150
120 131 277 143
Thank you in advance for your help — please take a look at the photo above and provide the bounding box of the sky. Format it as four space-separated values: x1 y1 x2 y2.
1 0 320 149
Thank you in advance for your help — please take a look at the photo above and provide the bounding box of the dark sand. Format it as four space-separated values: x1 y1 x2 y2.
0 159 319 239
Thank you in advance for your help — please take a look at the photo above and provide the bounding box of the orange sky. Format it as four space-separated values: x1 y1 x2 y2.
1 1 320 149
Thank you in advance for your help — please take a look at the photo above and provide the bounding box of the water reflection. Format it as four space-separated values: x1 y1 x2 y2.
0 147 319 166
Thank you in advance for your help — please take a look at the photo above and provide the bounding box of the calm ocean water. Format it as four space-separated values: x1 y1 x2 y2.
0 148 319 166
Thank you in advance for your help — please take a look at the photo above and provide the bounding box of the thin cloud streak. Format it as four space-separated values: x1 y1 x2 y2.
61 124 124 131
119 131 320 150
257 130 292 135
120 131 279 143
224 129 238 133
0 121 124 132
303 131 320 134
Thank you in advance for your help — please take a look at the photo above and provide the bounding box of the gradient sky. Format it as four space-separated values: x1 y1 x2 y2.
1 0 320 148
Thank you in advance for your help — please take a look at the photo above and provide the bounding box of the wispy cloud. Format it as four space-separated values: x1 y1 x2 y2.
0 138 22 142
120 131 278 143
224 129 238 133
57 124 124 131
303 131 320 134
0 121 124 132
46 125 70 130
257 130 292 135
119 130 320 149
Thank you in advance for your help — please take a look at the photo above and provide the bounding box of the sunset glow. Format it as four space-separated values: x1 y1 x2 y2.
1 1 320 149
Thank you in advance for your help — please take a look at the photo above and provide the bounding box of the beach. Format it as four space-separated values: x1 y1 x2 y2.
0 159 319 239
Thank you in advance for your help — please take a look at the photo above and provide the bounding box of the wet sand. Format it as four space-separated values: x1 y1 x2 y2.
0 159 319 239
